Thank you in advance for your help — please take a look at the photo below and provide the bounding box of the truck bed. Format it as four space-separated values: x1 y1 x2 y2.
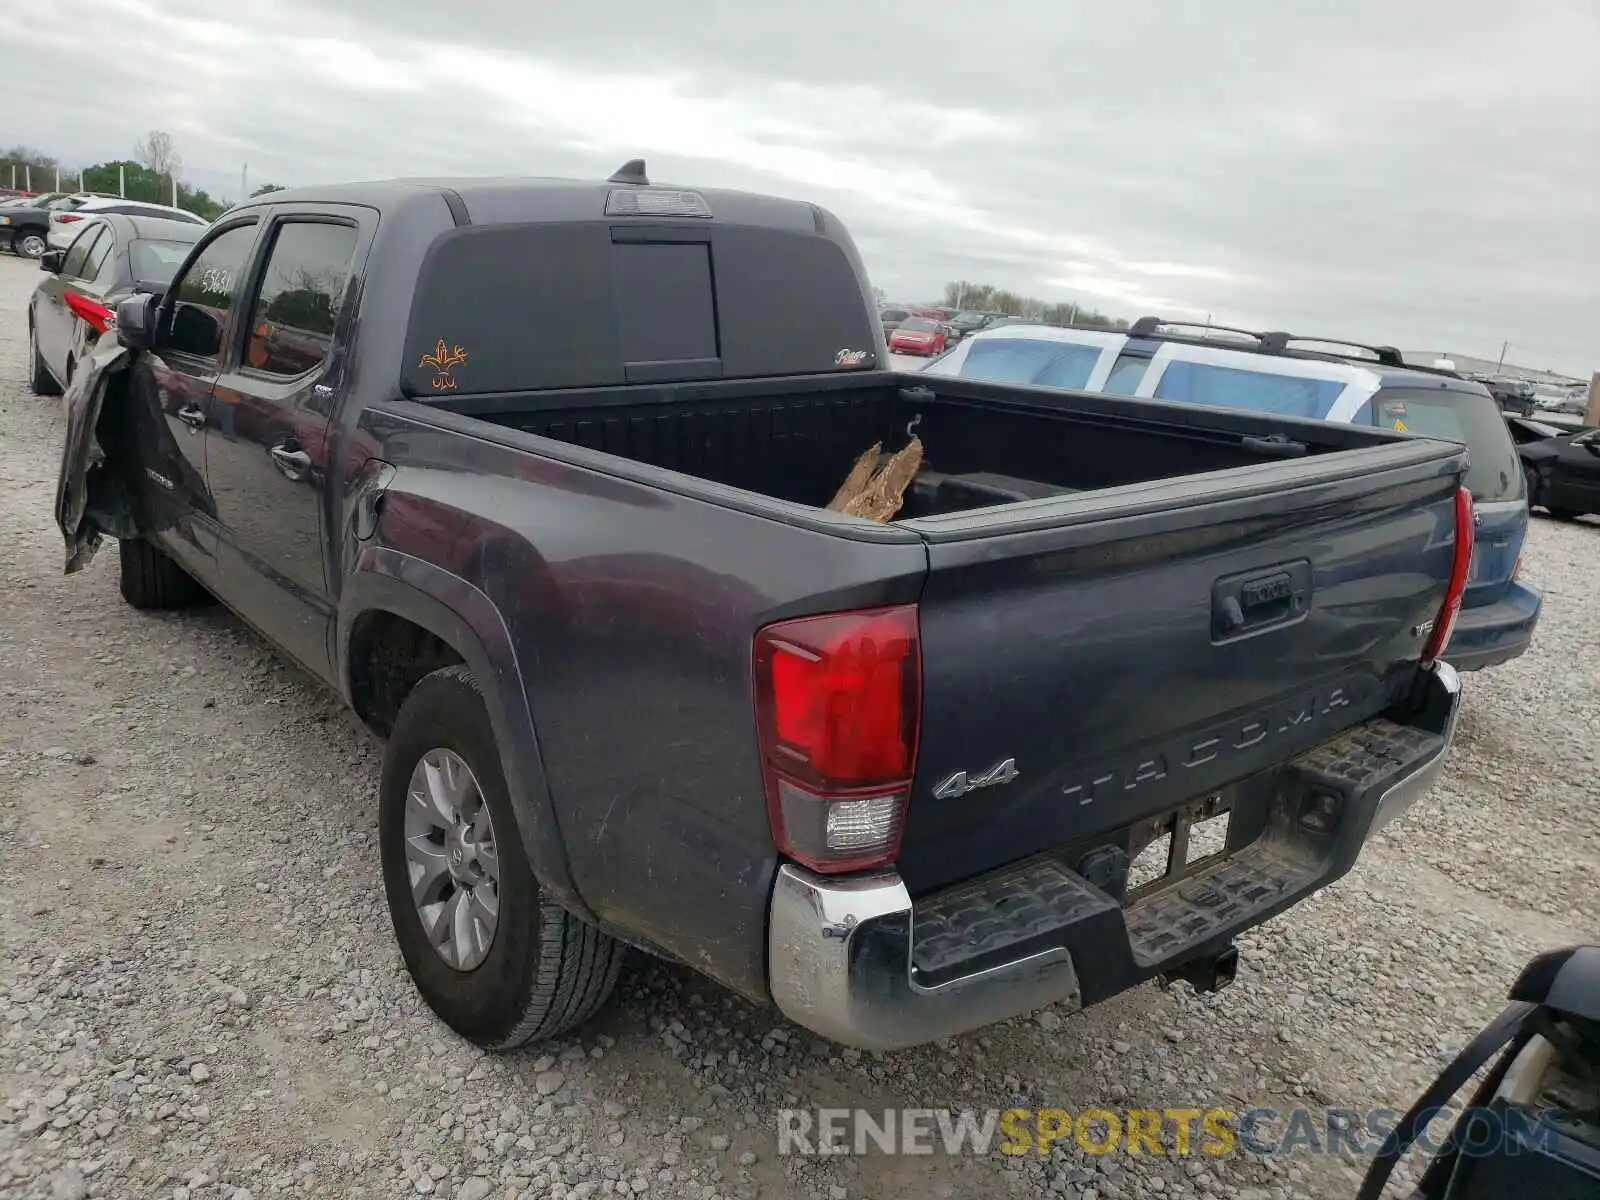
431 371 1391 518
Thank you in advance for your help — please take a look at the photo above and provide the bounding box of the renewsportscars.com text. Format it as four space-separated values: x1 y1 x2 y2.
777 1105 1561 1159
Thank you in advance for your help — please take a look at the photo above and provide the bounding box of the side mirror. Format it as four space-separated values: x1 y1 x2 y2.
39 249 64 273
115 293 160 351
168 303 222 358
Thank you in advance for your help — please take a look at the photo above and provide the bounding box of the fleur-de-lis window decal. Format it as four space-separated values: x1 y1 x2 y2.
419 338 469 390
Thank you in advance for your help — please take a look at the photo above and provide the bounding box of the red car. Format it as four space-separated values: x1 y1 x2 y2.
887 316 948 356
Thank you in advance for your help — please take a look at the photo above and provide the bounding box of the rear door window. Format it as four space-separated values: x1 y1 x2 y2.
1366 386 1522 502
242 220 359 378
1151 360 1347 419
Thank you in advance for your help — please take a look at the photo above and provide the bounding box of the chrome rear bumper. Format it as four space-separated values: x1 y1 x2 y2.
767 662 1462 1051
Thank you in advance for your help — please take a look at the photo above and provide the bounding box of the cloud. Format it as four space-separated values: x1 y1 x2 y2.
8 0 1596 376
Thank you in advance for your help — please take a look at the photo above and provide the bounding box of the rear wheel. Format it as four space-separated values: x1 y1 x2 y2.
15 229 46 259
117 538 210 609
379 665 624 1049
28 323 61 396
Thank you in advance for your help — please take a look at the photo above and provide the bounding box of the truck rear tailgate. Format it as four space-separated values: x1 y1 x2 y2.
896 436 1466 896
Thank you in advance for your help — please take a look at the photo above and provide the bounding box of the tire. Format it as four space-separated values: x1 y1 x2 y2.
117 538 210 609
15 228 47 259
28 323 61 396
380 664 624 1050
1549 508 1582 521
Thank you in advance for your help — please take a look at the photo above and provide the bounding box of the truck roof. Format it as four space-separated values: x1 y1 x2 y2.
226 172 831 235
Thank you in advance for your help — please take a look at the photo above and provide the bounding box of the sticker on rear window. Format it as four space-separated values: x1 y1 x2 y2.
835 348 872 368
419 338 469 390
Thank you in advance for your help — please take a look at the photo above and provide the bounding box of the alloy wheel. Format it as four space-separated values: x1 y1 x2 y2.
403 748 501 971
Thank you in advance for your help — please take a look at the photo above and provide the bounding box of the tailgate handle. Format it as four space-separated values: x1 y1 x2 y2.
1213 561 1312 641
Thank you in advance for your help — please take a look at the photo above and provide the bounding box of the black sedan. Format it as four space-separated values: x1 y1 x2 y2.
27 213 201 395
1508 415 1600 519
0 192 70 258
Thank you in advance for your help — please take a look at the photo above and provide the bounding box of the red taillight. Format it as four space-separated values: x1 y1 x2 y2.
754 605 921 874
1421 486 1474 666
65 290 115 334
58 213 84 224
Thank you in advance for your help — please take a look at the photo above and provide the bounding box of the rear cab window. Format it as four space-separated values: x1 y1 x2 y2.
403 220 879 394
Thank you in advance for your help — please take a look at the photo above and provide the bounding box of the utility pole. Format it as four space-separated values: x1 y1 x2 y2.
54 166 60 191
241 161 248 203
119 164 126 198
1496 340 1509 371
24 164 30 192
171 173 178 207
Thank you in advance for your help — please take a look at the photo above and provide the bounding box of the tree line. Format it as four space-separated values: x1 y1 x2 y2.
2 131 284 222
941 281 1130 330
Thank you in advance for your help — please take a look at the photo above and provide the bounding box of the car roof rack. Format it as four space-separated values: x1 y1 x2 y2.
1128 316 1267 342
1258 333 1406 367
1128 316 1464 378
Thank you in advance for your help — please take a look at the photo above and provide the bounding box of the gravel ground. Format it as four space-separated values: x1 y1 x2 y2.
1 252 1596 1200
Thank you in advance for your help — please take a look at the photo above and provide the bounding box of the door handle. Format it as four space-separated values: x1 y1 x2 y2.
177 407 205 430
269 444 312 480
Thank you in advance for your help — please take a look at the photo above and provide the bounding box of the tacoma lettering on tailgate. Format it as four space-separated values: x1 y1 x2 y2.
1061 681 1363 808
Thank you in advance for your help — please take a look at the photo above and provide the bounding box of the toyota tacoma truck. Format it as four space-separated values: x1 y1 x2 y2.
56 164 1470 1052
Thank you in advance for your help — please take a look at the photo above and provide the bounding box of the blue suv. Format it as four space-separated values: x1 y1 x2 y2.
924 318 1542 671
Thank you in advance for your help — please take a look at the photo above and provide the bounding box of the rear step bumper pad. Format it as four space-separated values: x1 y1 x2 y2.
768 662 1461 1050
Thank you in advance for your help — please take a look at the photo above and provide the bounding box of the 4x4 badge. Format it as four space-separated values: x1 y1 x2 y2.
932 757 1019 800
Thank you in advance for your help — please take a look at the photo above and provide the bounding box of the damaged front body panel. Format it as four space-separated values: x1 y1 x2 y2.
54 334 215 574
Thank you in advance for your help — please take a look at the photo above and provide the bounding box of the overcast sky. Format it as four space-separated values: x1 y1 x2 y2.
12 0 1598 376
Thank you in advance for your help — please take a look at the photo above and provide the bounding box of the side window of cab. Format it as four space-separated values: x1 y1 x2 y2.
164 222 260 360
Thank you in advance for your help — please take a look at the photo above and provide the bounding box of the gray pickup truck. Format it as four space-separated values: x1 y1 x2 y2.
55 165 1469 1052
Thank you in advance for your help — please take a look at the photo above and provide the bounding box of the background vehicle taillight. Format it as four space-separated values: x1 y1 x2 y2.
753 605 920 874
64 290 115 334
58 213 83 224
1420 486 1474 667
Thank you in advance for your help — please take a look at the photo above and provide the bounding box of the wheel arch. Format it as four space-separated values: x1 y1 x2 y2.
340 549 594 923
